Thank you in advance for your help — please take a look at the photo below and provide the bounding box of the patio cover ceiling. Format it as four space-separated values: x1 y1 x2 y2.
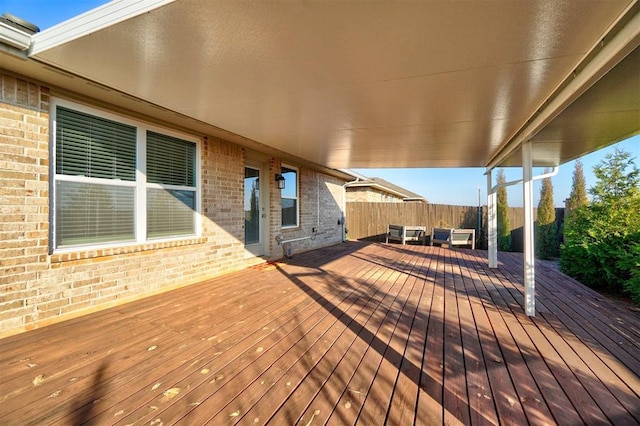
26 0 640 169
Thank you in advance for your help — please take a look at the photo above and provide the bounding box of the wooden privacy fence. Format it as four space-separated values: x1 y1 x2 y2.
346 202 480 243
345 202 564 251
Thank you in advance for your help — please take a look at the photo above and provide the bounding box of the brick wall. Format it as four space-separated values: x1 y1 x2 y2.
273 167 345 257
0 73 50 333
268 157 283 258
0 71 347 336
0 73 240 336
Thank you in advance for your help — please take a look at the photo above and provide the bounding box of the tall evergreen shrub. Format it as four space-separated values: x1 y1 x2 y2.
496 169 512 251
561 149 640 302
566 159 588 213
536 175 557 259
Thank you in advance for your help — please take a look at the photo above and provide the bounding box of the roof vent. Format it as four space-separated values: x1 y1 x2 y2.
1 12 40 35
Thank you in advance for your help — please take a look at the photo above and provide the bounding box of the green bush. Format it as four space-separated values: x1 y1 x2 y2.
560 149 640 303
619 235 640 304
561 206 638 294
537 222 558 259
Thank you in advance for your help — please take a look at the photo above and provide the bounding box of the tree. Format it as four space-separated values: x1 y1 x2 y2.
561 148 640 302
566 159 588 213
536 175 557 259
496 169 512 251
590 148 639 205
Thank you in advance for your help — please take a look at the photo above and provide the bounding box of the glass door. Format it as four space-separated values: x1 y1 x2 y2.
244 166 263 254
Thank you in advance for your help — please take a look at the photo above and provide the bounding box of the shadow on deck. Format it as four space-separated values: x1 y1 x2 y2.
1 242 638 425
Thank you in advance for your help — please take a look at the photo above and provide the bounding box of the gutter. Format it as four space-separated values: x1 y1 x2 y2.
0 21 30 50
0 13 39 51
341 177 361 242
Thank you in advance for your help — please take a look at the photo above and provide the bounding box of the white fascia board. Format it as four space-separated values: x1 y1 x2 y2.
30 0 176 56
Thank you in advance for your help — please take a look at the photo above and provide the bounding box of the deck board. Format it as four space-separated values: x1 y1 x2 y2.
385 250 432 426
1 242 639 425
442 251 471 426
231 252 386 425
452 253 499 426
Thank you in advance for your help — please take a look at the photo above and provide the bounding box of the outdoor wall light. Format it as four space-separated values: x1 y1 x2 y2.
275 173 286 189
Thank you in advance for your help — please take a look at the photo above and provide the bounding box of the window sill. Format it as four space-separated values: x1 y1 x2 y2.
281 226 300 231
51 237 206 265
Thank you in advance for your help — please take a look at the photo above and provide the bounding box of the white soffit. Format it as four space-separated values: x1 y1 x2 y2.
501 45 640 167
29 0 640 169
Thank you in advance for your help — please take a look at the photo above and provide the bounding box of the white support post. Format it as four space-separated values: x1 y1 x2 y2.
486 170 497 268
522 141 535 316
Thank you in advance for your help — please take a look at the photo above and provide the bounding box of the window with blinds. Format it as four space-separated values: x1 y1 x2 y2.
147 188 195 238
146 131 197 238
147 131 196 186
53 102 199 249
55 181 135 246
56 107 136 180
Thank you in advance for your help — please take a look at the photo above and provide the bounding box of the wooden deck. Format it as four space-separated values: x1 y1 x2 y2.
1 242 639 425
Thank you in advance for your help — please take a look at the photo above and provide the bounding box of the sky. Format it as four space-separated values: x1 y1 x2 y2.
353 135 640 207
3 0 638 207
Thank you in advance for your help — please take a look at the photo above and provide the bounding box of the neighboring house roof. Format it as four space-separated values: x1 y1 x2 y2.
345 177 427 202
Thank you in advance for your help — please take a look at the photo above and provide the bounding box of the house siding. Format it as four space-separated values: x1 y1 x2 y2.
268 159 345 258
0 71 346 336
346 187 403 203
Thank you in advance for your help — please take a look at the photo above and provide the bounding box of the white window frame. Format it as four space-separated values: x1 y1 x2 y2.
281 164 299 229
51 98 201 252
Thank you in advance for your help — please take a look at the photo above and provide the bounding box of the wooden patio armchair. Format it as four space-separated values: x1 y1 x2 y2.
430 227 476 249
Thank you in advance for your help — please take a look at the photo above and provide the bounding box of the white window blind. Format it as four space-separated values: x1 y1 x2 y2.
146 131 197 238
55 181 135 246
56 106 136 180
147 131 196 186
147 188 195 238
